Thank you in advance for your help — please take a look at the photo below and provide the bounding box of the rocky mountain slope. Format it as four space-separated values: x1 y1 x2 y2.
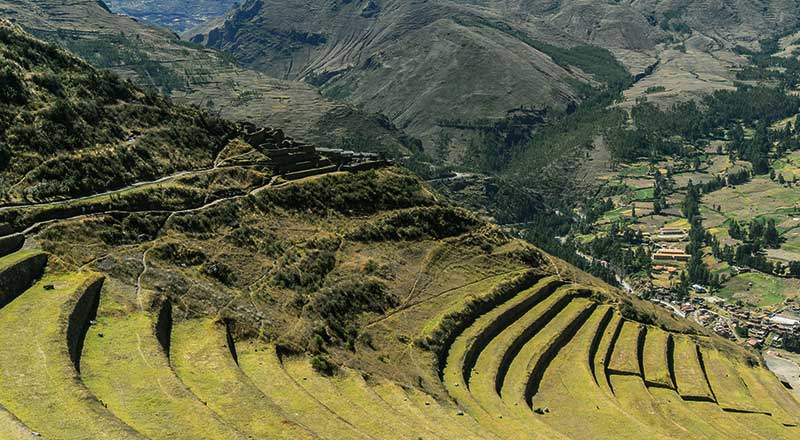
188 0 800 144
0 0 416 154
0 19 798 440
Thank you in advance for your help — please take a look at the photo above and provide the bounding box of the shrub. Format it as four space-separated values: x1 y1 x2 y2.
202 261 237 286
0 65 27 104
153 243 207 266
348 206 480 241
262 169 431 215
309 279 397 341
272 250 336 293
310 355 337 376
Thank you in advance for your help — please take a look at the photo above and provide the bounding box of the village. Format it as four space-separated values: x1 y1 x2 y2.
638 225 800 353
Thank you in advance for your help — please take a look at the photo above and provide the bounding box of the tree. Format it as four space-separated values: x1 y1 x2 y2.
0 65 28 104
685 218 710 285
434 130 452 162
682 180 701 222
764 218 780 248
789 261 800 277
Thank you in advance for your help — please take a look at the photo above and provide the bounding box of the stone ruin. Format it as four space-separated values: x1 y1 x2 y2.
240 123 388 180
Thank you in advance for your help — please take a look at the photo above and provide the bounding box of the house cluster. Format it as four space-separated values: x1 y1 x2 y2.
720 302 800 349
647 292 800 350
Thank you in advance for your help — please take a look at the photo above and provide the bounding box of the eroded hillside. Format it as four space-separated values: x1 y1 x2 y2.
189 0 800 143
0 20 798 440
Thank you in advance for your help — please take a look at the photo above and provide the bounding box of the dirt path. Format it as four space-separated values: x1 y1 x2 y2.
0 166 219 212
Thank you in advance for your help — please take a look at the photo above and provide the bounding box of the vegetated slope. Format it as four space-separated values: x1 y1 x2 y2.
0 0 416 154
188 0 800 144
0 20 798 440
104 0 239 31
0 19 236 202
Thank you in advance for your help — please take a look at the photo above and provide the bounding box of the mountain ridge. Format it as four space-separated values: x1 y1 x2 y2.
188 0 800 147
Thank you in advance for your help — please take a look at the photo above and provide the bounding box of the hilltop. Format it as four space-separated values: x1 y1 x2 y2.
0 20 798 440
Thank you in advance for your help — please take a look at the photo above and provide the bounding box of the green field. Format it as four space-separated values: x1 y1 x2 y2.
718 272 800 307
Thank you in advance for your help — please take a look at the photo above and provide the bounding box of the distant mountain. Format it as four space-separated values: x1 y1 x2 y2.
0 0 417 155
105 0 239 31
187 0 800 145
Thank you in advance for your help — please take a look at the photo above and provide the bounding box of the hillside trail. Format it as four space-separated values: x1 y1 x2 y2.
5 167 302 242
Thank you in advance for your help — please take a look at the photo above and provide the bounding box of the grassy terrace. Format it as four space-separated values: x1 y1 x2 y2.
372 381 496 440
236 343 373 440
649 384 761 439
608 375 687 437
81 307 245 440
441 279 574 440
535 306 666 439
0 272 144 439
170 319 314 440
738 365 800 427
444 275 557 390
642 328 675 388
0 249 47 304
672 336 715 402
334 369 443 440
607 320 642 375
593 313 623 394
282 358 430 440
501 299 592 414
469 282 571 399
701 348 762 413
0 406 30 439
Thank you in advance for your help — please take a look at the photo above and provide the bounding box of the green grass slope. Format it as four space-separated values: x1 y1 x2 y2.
0 272 145 439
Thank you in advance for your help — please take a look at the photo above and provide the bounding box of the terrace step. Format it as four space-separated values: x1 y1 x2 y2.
81 306 246 440
0 272 145 439
283 357 424 440
237 344 373 440
533 306 671 439
0 249 47 308
672 336 715 402
642 327 675 388
592 312 623 394
469 283 573 401
737 364 800 427
701 348 763 413
339 371 453 440
441 277 569 440
0 404 35 439
170 319 315 440
501 298 593 413
648 387 771 440
610 375 705 437
442 275 556 392
607 320 643 376
372 381 498 440
284 165 339 181
0 233 24 258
